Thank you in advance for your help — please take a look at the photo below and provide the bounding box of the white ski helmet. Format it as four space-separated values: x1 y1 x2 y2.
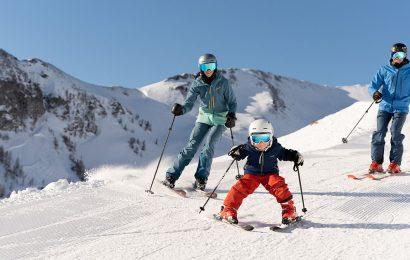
248 119 274 136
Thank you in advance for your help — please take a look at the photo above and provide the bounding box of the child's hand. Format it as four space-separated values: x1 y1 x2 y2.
228 145 245 160
295 152 304 166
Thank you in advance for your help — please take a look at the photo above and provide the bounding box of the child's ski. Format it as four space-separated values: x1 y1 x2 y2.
270 216 303 231
213 214 254 231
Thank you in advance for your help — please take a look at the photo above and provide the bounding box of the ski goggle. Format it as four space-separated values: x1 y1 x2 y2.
392 52 406 60
251 133 272 144
200 62 217 72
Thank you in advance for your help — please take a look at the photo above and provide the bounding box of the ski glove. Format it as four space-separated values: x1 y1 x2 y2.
171 103 183 116
228 144 246 160
225 112 237 128
373 91 382 103
294 152 304 166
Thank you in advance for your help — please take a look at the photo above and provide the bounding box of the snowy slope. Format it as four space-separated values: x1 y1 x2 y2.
338 84 371 102
141 69 362 140
0 49 367 198
0 101 408 259
0 49 200 197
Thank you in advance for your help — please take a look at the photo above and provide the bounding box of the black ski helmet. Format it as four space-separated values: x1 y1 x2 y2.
198 53 217 67
391 43 407 55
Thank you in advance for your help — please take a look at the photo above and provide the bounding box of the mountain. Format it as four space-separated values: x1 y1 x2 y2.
0 101 408 259
0 49 196 197
0 49 367 198
141 69 362 140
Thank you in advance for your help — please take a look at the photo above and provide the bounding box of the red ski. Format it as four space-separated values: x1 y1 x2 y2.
347 171 407 181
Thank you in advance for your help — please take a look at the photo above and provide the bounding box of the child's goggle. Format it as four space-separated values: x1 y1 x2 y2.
251 133 272 143
200 62 217 72
392 52 406 60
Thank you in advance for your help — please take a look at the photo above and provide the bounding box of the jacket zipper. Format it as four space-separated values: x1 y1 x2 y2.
392 69 400 109
259 152 264 173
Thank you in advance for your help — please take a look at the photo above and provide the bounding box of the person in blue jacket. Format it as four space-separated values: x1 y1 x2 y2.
368 43 410 174
162 54 237 190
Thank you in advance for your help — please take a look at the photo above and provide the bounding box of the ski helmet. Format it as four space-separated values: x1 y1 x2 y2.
391 43 407 55
198 53 217 67
248 119 274 136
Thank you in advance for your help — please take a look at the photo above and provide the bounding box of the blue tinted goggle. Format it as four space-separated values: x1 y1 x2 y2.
392 52 406 60
251 133 272 143
200 63 217 72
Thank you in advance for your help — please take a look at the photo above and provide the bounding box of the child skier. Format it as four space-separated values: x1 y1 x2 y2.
217 119 304 225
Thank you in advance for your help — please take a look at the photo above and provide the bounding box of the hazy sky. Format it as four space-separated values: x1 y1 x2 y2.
1 0 409 88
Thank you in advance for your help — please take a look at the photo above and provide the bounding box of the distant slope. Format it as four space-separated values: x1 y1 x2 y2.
141 69 361 140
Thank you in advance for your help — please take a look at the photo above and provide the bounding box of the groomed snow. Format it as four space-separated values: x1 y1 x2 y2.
0 101 409 259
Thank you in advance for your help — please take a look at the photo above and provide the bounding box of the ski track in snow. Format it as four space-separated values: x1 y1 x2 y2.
0 102 409 259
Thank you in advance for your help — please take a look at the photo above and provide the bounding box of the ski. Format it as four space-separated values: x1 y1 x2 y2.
157 180 187 198
347 171 407 181
189 189 217 199
270 216 303 231
347 171 386 181
213 214 254 231
347 174 368 180
366 172 390 180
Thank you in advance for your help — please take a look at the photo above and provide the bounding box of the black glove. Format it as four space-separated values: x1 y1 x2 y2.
225 112 237 128
373 91 382 103
228 144 245 160
171 103 183 116
294 151 304 166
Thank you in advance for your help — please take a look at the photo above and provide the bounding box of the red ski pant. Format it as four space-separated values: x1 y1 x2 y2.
223 173 292 211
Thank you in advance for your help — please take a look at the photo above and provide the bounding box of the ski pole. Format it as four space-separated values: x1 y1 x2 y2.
146 115 176 194
342 100 377 143
199 159 236 214
229 128 242 180
293 163 307 213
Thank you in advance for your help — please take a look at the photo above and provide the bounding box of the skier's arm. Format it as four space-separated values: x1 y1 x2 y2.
368 68 384 96
182 82 199 114
277 144 303 164
224 80 237 113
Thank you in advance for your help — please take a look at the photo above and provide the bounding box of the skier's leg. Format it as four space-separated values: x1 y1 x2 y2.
389 112 407 165
262 174 296 220
221 174 260 219
165 122 210 181
194 124 226 183
262 174 293 203
371 110 393 164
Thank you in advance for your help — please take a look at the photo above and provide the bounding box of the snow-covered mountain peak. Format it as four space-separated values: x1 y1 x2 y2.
141 68 362 139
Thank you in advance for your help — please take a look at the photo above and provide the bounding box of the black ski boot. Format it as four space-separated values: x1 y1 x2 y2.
193 178 207 191
162 176 176 189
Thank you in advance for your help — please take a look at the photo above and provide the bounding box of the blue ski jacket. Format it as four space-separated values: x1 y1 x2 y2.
182 71 237 125
234 139 298 175
368 62 410 113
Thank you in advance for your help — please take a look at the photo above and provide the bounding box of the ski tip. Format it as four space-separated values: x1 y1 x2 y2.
366 174 378 180
347 174 359 180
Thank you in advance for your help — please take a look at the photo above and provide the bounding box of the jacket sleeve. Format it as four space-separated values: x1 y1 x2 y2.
182 82 199 114
368 67 384 96
236 143 249 160
224 79 237 113
277 144 298 162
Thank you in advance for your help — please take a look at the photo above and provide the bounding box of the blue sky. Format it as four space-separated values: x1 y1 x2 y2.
1 0 409 88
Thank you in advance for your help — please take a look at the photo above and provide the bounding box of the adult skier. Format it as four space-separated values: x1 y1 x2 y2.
162 54 237 190
368 43 410 174
216 119 304 225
